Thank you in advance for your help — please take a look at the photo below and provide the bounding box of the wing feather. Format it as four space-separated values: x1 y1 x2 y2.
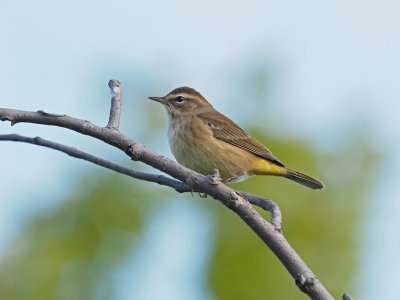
198 110 285 167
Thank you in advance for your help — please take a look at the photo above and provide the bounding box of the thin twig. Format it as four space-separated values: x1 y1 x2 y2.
0 134 189 192
241 191 282 230
106 79 122 129
0 133 282 228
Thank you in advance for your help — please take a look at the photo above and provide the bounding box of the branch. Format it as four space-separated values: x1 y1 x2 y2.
0 133 189 192
0 81 336 299
0 133 282 227
107 79 122 129
240 191 282 228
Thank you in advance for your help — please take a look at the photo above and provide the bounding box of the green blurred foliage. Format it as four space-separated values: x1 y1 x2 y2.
205 68 378 299
0 133 376 300
208 131 378 299
0 175 164 300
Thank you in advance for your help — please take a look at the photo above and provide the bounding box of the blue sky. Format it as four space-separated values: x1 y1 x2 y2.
1 0 400 298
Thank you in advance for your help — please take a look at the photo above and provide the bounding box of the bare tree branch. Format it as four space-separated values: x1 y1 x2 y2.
0 133 189 192
0 133 282 226
240 191 282 228
0 81 339 299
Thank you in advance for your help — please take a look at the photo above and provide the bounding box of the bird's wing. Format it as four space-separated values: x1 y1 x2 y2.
197 110 285 166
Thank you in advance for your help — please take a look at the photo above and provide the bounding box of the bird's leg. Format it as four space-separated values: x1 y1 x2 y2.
223 175 238 184
223 173 250 184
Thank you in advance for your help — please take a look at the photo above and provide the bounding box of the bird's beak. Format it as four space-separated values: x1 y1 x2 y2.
148 97 167 105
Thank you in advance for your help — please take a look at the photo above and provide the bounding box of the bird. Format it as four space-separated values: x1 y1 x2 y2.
149 87 324 190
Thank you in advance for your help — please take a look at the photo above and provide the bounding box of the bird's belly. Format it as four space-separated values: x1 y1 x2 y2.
168 124 255 181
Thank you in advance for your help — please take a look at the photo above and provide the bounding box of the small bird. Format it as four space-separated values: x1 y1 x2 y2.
149 87 324 190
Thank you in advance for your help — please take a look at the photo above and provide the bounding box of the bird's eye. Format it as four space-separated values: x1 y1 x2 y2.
175 96 185 103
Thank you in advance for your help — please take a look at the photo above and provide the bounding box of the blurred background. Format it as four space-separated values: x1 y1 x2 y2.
1 0 399 299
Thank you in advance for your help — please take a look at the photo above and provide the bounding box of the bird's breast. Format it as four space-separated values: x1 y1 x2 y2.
167 117 213 171
167 116 257 180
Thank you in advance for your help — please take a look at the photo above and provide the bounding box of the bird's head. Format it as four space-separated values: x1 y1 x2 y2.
149 87 212 117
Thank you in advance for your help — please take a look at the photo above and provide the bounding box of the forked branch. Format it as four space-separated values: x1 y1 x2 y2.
0 80 353 300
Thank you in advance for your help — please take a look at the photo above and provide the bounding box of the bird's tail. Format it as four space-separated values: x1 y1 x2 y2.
284 168 325 190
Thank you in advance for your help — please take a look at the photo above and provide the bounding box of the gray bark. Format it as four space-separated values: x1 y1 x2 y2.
0 81 354 299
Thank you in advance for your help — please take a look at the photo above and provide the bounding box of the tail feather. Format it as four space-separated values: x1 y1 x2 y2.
284 168 325 190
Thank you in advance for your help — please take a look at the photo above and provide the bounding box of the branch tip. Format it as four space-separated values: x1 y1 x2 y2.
108 79 121 89
342 293 353 300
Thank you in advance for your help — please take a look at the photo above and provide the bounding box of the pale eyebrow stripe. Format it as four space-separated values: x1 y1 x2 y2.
169 93 192 98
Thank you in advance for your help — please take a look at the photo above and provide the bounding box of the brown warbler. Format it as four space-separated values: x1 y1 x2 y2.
149 87 324 190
